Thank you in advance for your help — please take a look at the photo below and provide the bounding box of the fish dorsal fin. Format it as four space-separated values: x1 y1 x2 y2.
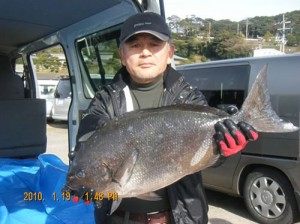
113 149 139 187
78 131 96 142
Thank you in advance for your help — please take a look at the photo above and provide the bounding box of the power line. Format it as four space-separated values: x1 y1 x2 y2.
276 14 291 53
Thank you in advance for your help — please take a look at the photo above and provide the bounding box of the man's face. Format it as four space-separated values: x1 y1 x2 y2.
118 33 174 84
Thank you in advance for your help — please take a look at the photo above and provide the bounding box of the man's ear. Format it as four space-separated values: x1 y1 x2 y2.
167 44 175 64
118 48 126 66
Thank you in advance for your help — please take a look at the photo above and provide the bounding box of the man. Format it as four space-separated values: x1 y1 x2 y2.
73 12 258 224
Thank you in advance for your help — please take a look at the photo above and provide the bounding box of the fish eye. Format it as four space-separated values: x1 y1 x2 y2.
76 169 86 179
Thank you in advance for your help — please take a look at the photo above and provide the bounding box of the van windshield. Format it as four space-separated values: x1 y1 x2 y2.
39 84 56 98
77 26 122 97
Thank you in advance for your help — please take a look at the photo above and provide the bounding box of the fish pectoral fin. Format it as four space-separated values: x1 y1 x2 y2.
110 199 122 215
136 192 162 201
78 131 96 142
113 149 139 187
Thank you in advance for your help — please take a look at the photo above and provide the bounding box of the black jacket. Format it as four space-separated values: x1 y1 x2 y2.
77 65 209 224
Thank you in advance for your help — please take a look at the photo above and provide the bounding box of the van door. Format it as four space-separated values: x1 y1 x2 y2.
68 0 166 150
53 78 71 121
179 63 251 189
30 45 70 121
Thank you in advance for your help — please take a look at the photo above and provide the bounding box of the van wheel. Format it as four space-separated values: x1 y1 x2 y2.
47 108 54 123
243 168 297 224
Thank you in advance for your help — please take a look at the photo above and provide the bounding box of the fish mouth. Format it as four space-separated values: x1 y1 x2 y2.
61 184 76 193
61 179 84 194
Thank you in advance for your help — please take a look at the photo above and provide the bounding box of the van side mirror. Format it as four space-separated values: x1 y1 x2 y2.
54 91 60 98
141 0 160 14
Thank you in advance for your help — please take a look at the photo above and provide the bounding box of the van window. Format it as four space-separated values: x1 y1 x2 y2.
15 58 24 78
30 45 70 121
40 83 56 97
179 65 250 111
30 45 69 81
77 26 122 98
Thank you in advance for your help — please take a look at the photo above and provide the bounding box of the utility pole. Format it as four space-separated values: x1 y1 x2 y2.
245 18 252 39
245 18 249 39
207 21 211 39
277 14 291 53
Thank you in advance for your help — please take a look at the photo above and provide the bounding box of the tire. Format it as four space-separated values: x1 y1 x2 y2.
47 109 54 123
243 168 297 224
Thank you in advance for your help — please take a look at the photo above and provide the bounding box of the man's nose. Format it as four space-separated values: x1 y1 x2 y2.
140 47 152 56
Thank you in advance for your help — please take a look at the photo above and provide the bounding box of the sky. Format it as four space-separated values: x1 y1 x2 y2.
164 0 300 21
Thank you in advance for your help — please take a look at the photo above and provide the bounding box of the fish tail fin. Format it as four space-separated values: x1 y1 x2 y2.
236 65 298 133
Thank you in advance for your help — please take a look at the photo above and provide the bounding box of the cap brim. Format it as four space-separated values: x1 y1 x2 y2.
121 30 169 45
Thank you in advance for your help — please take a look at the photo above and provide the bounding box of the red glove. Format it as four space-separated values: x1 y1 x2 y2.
214 119 258 157
61 185 95 205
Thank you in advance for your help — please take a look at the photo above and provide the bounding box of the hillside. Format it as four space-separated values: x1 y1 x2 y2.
167 10 300 62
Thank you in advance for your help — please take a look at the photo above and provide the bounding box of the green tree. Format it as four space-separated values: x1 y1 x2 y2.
48 56 61 73
286 33 298 46
168 10 300 61
33 52 51 71
263 31 274 42
210 19 237 37
167 15 181 33
210 32 252 59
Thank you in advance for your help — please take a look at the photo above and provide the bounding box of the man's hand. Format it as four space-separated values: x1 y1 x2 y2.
214 119 258 157
71 186 94 205
62 185 103 207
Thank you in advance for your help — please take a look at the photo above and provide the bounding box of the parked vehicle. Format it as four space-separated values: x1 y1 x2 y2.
0 0 165 222
52 77 71 121
38 79 58 119
177 54 300 224
4 0 298 222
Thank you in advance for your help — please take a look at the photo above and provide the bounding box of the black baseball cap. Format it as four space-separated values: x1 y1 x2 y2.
119 12 171 46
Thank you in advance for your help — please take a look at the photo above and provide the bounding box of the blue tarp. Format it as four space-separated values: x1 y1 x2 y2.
0 154 95 224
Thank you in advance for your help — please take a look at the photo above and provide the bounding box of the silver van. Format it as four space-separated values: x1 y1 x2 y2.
177 54 300 224
0 0 165 222
52 77 71 121
38 79 58 119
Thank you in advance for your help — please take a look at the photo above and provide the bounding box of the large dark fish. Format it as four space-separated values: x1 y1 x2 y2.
65 65 298 202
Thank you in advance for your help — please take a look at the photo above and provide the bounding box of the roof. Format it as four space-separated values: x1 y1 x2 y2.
36 73 66 80
176 54 300 70
37 79 59 86
0 0 121 55
253 48 285 57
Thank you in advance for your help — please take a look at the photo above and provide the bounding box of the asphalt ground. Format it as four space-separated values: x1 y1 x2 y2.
45 121 261 224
